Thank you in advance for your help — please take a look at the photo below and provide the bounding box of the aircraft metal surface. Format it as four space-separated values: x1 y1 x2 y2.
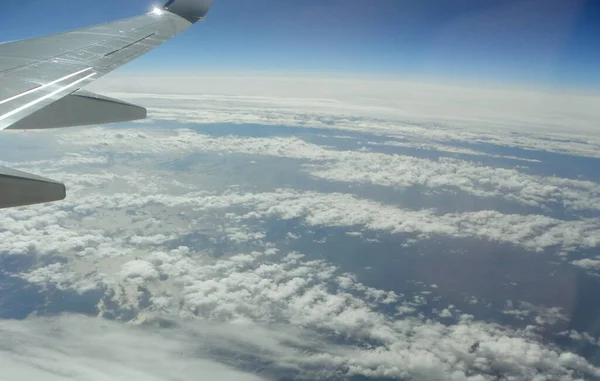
0 0 212 209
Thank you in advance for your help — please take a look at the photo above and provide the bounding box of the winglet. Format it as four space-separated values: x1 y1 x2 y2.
164 0 213 23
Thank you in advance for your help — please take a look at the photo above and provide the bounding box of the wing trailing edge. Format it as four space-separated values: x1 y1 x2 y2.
0 167 66 209
6 90 146 130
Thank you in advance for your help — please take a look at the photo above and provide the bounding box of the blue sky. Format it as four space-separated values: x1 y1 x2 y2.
2 0 599 90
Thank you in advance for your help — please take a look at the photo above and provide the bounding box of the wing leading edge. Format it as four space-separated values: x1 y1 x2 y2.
0 0 213 209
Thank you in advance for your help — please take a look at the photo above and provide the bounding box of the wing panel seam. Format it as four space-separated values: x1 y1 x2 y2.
104 33 157 57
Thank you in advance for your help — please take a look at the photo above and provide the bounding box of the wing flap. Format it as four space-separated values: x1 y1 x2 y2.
0 167 66 209
7 89 146 130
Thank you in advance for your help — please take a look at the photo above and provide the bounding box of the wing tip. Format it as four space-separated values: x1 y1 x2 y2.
164 0 213 23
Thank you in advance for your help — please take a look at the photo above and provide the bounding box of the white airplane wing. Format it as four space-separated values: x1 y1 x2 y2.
0 0 212 209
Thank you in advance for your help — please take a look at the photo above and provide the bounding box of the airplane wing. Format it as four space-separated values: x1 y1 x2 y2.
0 0 212 209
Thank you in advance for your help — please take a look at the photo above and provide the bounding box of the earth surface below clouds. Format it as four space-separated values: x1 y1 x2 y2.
1 77 600 380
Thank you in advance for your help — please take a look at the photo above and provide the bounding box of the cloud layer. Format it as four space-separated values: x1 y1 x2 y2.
0 316 266 381
2 76 600 380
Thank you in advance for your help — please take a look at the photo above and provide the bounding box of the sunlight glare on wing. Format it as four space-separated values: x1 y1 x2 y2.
151 6 164 16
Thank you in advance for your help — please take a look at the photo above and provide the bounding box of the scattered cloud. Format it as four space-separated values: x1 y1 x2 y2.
46 127 600 214
365 140 542 163
2 192 595 380
54 187 598 253
503 301 569 326
559 330 600 348
12 244 597 381
571 258 600 270
305 153 600 212
120 260 160 284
